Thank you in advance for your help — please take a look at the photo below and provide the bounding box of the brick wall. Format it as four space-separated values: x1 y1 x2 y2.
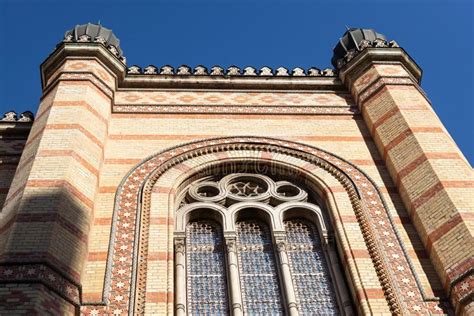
1 42 471 314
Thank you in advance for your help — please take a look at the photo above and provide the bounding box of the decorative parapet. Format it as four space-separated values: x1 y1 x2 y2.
1 111 34 123
126 64 337 77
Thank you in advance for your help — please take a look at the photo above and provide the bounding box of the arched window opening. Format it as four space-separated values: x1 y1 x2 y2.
285 219 340 315
236 220 283 314
185 220 229 315
175 172 354 316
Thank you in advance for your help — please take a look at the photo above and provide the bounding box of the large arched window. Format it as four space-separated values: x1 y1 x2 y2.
174 173 354 315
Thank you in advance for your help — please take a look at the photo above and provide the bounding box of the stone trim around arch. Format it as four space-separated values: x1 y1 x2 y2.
79 136 449 315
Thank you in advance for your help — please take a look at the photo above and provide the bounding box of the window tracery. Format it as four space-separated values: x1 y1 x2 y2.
175 173 352 315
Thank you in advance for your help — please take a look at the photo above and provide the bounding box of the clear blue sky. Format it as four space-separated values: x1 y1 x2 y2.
1 0 472 164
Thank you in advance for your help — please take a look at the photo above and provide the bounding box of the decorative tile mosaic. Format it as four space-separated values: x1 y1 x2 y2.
236 220 283 315
186 221 228 315
285 219 339 314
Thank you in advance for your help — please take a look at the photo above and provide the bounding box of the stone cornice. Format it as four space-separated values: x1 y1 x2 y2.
41 43 345 92
338 47 422 87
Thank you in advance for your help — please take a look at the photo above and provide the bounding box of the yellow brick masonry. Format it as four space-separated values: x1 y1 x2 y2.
342 54 474 313
1 43 464 315
0 57 113 313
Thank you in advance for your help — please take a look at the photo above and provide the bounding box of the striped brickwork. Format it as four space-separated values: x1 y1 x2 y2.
0 56 114 313
341 51 474 313
1 43 469 315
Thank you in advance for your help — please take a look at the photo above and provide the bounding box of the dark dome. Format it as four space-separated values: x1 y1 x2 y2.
331 28 386 68
64 23 123 58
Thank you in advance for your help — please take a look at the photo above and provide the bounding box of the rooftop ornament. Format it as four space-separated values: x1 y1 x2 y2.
63 23 126 64
331 28 399 69
1 111 34 122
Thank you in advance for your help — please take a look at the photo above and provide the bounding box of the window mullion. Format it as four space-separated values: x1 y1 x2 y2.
174 237 187 316
224 235 244 316
274 234 299 316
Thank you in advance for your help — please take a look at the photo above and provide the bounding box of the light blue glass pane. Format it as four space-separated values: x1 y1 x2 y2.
186 221 229 315
285 219 340 315
236 220 283 315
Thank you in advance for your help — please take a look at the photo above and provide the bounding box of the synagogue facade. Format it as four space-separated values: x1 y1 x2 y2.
0 24 472 315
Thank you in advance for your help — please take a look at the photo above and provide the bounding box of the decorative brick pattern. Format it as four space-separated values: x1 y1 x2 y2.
342 59 473 313
79 137 448 315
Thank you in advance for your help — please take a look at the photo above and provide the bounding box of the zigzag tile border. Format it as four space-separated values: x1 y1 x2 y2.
113 104 360 115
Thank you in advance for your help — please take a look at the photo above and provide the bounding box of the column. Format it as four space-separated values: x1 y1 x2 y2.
225 236 243 316
174 238 187 316
274 236 299 316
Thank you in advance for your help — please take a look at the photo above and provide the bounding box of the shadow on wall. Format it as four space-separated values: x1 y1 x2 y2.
0 189 92 314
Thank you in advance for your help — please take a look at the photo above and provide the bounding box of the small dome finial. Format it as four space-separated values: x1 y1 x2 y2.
62 23 125 61
331 28 392 69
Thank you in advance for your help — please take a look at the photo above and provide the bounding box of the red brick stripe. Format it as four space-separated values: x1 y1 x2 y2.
397 152 465 186
350 159 385 166
58 78 112 102
145 291 173 303
356 288 386 300
108 134 214 140
150 217 173 225
371 107 400 134
87 251 108 261
426 213 464 254
37 150 99 177
148 252 171 260
44 124 104 150
14 212 88 243
296 135 372 142
98 186 117 193
93 217 112 225
410 181 474 213
383 128 412 159
51 100 108 125
26 179 94 209
107 134 372 142
104 158 141 164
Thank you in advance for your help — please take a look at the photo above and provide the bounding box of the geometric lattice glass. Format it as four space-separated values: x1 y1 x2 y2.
285 219 340 315
236 220 284 315
186 221 229 315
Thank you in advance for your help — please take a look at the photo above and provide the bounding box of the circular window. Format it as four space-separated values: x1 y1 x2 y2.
196 185 220 198
276 184 300 197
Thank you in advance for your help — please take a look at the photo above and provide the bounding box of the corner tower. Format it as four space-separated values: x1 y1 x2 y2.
334 28 473 315
0 23 124 314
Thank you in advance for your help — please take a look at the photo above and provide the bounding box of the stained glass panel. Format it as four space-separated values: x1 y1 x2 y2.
186 221 229 315
236 220 283 315
285 219 340 315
